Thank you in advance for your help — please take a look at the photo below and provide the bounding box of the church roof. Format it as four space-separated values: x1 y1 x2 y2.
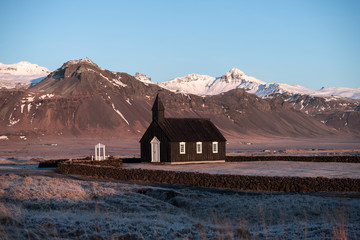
140 94 226 143
158 118 226 142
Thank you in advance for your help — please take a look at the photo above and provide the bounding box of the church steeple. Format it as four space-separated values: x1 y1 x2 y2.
152 94 165 122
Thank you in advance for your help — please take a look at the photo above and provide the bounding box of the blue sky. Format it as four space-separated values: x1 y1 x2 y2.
1 0 359 89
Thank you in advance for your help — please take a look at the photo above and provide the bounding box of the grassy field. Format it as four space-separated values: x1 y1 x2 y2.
0 162 359 239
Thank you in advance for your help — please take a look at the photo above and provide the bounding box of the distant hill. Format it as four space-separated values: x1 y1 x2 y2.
0 58 357 142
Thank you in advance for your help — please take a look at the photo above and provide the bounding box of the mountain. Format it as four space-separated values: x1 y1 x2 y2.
159 68 360 100
159 69 266 97
0 58 340 141
159 68 360 135
0 61 50 89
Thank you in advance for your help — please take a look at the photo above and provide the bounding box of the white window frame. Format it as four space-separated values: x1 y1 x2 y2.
196 142 202 154
212 141 218 153
180 142 186 154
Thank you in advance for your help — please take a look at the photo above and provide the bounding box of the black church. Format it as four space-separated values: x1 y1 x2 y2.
140 94 226 163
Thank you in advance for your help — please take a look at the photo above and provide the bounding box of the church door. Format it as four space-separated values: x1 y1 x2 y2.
150 137 160 163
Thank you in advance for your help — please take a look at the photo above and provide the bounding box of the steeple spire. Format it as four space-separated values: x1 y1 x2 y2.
152 94 165 122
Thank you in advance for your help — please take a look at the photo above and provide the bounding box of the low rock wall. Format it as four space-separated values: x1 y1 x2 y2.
39 159 123 168
38 159 68 168
226 156 360 163
70 159 123 167
56 163 360 193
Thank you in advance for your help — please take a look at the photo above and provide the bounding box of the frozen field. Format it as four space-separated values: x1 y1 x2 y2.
126 161 360 179
0 135 359 159
0 161 360 239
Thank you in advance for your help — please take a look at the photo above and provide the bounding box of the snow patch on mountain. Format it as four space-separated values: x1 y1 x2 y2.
0 61 50 89
109 76 127 88
8 111 20 126
39 94 55 100
159 68 360 100
111 103 129 125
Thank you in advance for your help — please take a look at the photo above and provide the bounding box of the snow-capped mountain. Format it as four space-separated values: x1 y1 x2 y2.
0 61 50 89
159 73 217 95
134 72 153 85
159 68 360 100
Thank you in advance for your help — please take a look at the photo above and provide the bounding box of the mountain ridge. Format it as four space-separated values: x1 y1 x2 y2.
0 58 345 141
2 61 359 100
159 68 360 100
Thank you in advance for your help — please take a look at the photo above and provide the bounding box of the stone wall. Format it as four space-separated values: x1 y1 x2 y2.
39 159 122 168
56 162 360 193
225 156 360 163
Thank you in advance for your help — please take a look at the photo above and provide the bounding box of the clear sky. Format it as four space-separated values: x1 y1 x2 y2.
1 0 359 89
